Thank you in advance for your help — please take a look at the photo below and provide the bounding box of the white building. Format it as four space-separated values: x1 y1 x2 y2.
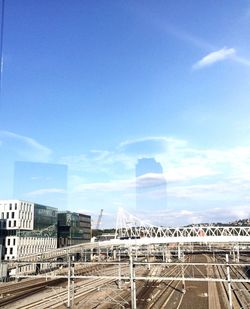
0 200 58 261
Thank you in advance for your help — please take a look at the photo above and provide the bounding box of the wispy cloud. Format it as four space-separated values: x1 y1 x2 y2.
61 135 250 225
131 6 250 70
119 136 187 156
64 135 250 186
193 47 236 69
26 188 66 196
74 179 135 192
137 205 250 227
233 55 250 67
0 130 52 161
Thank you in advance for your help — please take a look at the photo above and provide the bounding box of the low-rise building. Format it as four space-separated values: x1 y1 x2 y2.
0 200 92 262
57 211 91 247
0 200 58 260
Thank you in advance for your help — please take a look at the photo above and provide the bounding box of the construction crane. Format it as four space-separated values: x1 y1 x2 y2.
96 209 103 230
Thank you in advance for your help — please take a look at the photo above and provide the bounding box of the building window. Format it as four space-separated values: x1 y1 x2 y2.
13 220 16 227
7 239 10 246
12 212 15 219
8 221 11 227
1 212 3 219
13 239 16 245
15 203 17 210
7 212 9 219
10 248 13 255
9 204 12 210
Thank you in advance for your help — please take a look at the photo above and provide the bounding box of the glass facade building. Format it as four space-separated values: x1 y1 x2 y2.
0 200 58 260
58 211 91 247
20 204 58 238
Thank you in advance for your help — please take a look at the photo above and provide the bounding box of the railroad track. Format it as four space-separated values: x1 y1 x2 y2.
0 263 127 309
135 256 191 309
215 260 250 308
1 253 249 309
144 266 187 309
230 265 250 308
18 277 116 309
0 278 47 295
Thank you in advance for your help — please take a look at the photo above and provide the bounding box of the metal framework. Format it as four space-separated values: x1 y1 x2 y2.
9 257 250 309
1 209 249 309
115 208 250 242
4 208 248 263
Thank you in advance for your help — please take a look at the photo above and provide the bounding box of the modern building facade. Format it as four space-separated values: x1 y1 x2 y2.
0 200 58 260
0 200 92 262
57 211 91 247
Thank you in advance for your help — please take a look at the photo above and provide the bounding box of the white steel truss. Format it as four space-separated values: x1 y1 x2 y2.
115 208 250 241
9 208 250 263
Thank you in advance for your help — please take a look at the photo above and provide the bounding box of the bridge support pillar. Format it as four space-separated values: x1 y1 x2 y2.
113 249 117 260
226 254 233 309
67 255 75 309
129 250 137 309
232 244 240 263
164 245 171 262
178 244 182 260
181 264 186 294
236 244 240 263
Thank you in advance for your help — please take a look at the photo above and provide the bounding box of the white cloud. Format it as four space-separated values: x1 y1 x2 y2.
0 130 52 161
136 9 250 70
65 135 250 188
61 135 250 225
74 178 135 193
119 136 187 155
26 188 66 196
136 173 166 188
135 205 250 227
233 55 250 67
193 47 236 69
166 166 217 182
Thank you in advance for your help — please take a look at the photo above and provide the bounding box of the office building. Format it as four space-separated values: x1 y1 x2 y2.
0 200 58 260
57 211 91 247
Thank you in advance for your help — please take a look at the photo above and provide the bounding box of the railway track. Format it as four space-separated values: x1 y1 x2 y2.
0 263 127 309
0 253 249 309
117 256 191 309
144 266 186 309
230 265 250 308
215 259 250 308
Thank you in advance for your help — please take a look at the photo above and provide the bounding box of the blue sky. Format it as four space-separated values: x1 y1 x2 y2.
0 0 250 227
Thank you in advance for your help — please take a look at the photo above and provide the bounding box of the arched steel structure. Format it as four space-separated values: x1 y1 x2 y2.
12 208 250 263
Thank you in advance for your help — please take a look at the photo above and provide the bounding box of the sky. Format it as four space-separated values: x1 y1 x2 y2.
0 0 250 227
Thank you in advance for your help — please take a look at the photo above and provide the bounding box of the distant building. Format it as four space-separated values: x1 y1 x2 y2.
0 199 92 263
57 211 91 247
0 200 58 261
136 158 167 212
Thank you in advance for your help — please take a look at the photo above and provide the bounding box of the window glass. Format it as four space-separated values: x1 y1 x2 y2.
0 1 249 229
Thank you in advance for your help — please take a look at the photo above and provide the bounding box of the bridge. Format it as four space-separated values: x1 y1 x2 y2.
13 208 250 262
